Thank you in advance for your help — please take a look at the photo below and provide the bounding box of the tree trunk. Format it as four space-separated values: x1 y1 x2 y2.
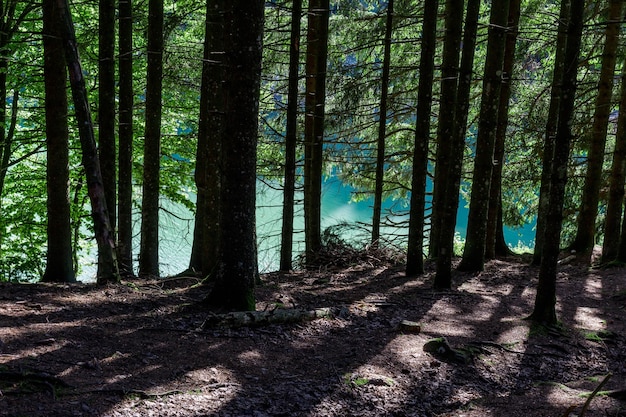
42 0 74 283
406 0 438 276
303 0 329 264
204 0 263 312
486 0 520 259
570 0 622 261
530 0 583 326
139 0 164 277
99 0 116 233
434 0 480 288
118 0 134 277
54 0 120 284
428 0 463 258
371 0 394 246
533 0 570 266
189 0 224 278
279 0 303 272
457 0 510 273
0 27 11 261
612 57 626 262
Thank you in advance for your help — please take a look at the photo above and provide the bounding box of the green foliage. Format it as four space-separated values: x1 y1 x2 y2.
1 0 625 280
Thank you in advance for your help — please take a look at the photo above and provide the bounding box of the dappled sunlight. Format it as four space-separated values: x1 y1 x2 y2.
184 365 237 384
236 349 263 365
495 320 529 345
574 307 605 331
2 261 625 417
582 274 603 300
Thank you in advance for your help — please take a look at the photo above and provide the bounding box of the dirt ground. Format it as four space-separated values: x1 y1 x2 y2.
1 256 625 417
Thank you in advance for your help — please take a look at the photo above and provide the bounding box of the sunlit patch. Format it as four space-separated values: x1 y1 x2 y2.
574 307 604 331
236 349 262 363
495 322 529 346
582 276 603 300
184 366 237 385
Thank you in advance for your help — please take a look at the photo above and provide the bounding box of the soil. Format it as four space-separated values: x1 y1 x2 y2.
1 256 625 417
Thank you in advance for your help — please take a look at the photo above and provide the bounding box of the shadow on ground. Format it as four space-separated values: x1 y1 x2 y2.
1 259 625 416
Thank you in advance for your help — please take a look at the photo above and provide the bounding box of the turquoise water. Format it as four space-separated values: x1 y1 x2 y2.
78 179 535 281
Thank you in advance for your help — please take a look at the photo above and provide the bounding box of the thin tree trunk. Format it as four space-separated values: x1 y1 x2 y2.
279 0 303 272
486 0 520 259
530 0 583 326
54 0 120 284
303 0 329 263
42 0 74 283
458 0 510 273
190 0 224 278
118 0 134 277
139 0 164 277
428 0 463 258
0 90 16 199
204 0 263 312
611 56 626 262
570 0 622 261
99 0 116 232
533 0 570 266
434 0 480 288
406 0 438 276
372 0 394 246
0 27 10 260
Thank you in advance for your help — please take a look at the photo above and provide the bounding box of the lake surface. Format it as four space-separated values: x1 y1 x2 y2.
79 179 535 281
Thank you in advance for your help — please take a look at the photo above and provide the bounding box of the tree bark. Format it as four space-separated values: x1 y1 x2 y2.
434 0 480 288
279 0 303 272
533 0 570 266
570 0 622 261
530 0 583 326
42 0 75 283
189 0 224 278
204 0 263 312
612 56 626 262
139 0 164 277
486 0 520 259
99 0 116 233
118 0 134 277
371 0 394 246
458 0 510 273
303 0 329 264
406 0 438 276
428 0 463 258
54 0 120 284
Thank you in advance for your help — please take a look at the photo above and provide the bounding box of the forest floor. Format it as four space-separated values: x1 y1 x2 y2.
1 254 625 417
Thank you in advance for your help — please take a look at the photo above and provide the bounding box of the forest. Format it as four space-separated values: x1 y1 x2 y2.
0 0 626 415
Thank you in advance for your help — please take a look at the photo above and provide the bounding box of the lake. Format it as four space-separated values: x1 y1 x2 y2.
78 178 535 281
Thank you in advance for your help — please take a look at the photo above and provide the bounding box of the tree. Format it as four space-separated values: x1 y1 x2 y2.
303 0 329 263
279 0 303 272
54 0 120 284
570 0 622 261
189 0 225 278
406 0 438 276
139 0 164 277
204 0 263 312
434 0 480 287
611 57 626 262
42 0 75 283
117 0 134 277
485 0 521 259
99 0 116 232
428 0 463 259
532 0 570 266
530 0 584 325
371 0 394 246
457 0 510 273
0 0 36 260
